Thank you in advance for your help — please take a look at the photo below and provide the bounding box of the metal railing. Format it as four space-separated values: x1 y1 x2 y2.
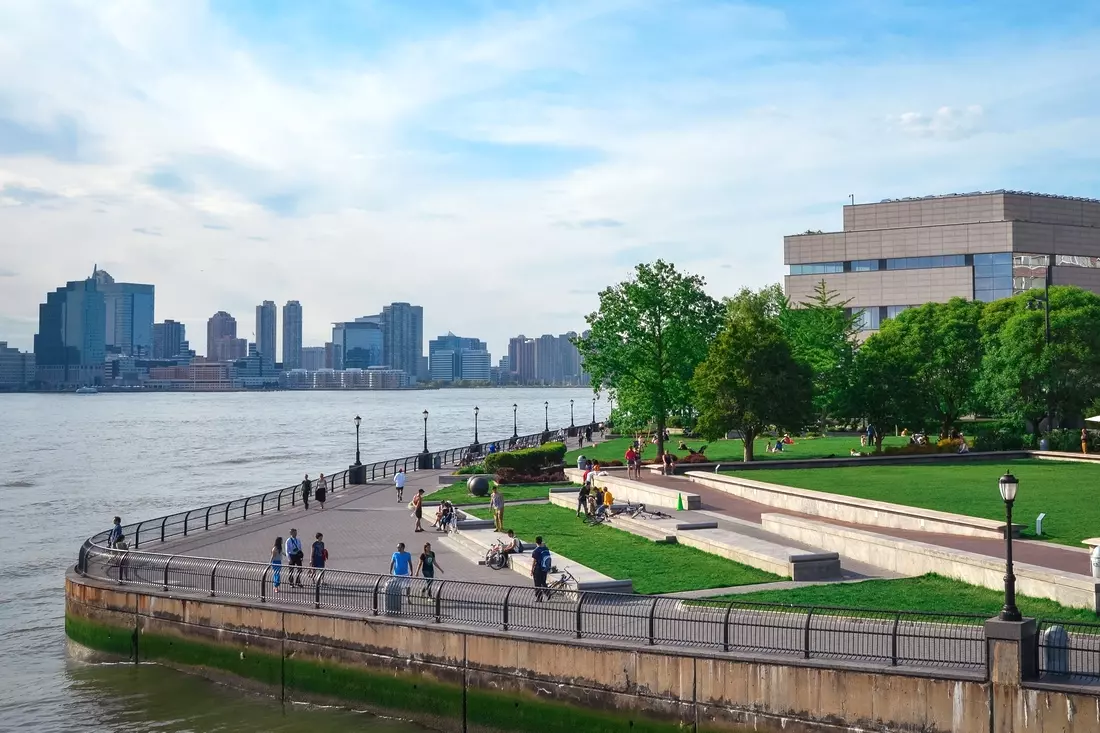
76 544 988 673
82 429 564 554
1038 619 1100 681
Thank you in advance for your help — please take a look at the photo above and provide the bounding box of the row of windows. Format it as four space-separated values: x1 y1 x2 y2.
850 305 914 332
884 255 966 270
789 262 844 276
790 255 966 276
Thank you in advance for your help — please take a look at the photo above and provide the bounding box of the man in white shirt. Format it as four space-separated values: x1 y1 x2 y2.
285 528 304 586
394 469 406 502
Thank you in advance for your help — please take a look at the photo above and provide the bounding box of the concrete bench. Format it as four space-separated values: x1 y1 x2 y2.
441 526 634 593
673 527 840 580
686 471 1022 540
761 513 1100 612
564 468 701 510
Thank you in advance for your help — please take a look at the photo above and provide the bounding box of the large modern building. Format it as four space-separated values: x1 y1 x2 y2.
207 311 244 362
282 300 303 370
34 275 107 386
785 190 1100 332
506 332 586 385
428 333 489 383
153 319 187 359
381 302 423 381
0 342 35 390
300 345 326 371
332 317 384 370
255 301 277 365
94 269 155 357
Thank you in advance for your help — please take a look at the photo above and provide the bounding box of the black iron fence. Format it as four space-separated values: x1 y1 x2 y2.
1038 619 1100 681
87 429 555 553
76 543 988 673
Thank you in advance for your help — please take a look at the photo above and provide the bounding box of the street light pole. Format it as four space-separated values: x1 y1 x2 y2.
999 472 1022 622
512 403 518 438
544 401 549 432
474 406 480 444
422 410 429 453
354 415 362 466
592 397 596 425
570 399 574 427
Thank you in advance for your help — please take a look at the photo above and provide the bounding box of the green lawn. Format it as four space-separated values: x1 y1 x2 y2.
426 482 566 506
466 504 781 594
712 573 1097 622
567 435 908 465
725 458 1100 547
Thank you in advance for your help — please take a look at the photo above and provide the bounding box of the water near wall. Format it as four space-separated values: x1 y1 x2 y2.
2 388 608 732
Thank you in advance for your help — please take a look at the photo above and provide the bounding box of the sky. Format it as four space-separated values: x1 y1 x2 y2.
2 0 1100 359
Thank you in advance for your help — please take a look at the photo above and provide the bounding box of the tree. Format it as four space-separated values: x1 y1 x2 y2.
978 286 1100 436
778 279 861 427
874 298 984 435
846 328 920 451
692 287 814 461
575 260 722 458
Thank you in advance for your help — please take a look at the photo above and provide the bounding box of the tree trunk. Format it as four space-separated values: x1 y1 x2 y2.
875 433 884 453
743 427 756 462
656 413 666 462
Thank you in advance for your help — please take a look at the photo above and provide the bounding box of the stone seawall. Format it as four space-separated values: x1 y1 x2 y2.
65 571 1100 733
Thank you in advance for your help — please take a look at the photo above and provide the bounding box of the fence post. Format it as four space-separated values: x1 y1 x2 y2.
372 464 377 481
372 575 383 615
434 581 446 623
260 566 270 602
803 608 814 659
260 493 266 516
891 612 901 666
205 506 212 531
575 592 586 639
183 511 188 537
163 555 173 590
160 517 168 542
647 597 659 645
723 602 736 652
277 491 282 512
243 497 250 520
225 504 230 525
134 524 141 549
502 587 514 631
210 560 220 597
315 569 326 609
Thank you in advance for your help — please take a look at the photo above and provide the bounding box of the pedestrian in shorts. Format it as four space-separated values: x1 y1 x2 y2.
394 468 406 503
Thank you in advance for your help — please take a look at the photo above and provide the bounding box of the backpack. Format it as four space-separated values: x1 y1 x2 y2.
539 548 552 572
515 539 524 553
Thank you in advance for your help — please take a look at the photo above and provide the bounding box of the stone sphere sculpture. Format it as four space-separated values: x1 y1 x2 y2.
467 475 491 497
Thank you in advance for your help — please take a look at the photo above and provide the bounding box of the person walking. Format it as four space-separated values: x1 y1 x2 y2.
416 542 443 598
412 488 425 532
300 474 312 510
576 480 591 518
315 473 328 510
625 446 637 479
308 532 327 582
394 468 406 503
390 542 413 577
1083 428 1090 455
285 528 305 587
271 536 285 594
490 484 505 532
531 536 551 602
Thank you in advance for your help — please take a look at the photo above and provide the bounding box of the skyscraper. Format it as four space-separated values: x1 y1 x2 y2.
282 300 303 369
94 269 155 357
153 320 187 359
381 302 423 381
256 301 277 365
508 335 536 383
332 316 384 370
428 333 489 382
207 311 237 361
34 274 107 386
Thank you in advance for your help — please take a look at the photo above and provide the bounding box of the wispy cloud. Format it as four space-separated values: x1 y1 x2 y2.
202 223 231 230
132 227 162 237
0 268 17 277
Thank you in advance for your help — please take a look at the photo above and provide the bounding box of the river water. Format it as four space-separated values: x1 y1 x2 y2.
0 388 609 732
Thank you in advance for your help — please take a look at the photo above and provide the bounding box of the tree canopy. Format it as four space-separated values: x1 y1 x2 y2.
575 260 722 457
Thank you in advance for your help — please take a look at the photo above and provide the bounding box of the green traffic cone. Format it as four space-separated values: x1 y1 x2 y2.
677 493 684 511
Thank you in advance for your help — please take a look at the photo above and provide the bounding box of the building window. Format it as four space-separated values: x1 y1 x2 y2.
854 307 881 331
790 262 844 276
973 253 1013 302
851 259 880 272
885 255 966 271
886 305 910 319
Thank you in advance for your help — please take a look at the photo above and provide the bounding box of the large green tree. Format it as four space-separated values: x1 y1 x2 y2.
846 327 921 451
691 287 814 461
978 286 1100 435
778 279 861 427
575 260 722 457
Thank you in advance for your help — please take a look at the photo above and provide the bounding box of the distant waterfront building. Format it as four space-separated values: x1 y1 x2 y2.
153 320 187 359
282 300 303 370
147 363 231 391
428 332 490 383
207 311 237 361
231 343 280 388
94 269 155 357
332 316 384 370
34 274 107 386
785 190 1100 334
0 342 35 389
506 332 585 385
380 302 424 381
508 336 536 383
300 346 326 371
255 301 277 365
324 341 336 369
279 367 410 390
417 355 429 382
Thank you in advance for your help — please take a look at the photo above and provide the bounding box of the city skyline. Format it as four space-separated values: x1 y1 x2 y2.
3 3 1100 359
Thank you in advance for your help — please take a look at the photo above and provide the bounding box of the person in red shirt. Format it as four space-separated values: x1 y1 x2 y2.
625 447 638 479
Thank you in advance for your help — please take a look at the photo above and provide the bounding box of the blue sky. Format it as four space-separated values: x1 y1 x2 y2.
1 0 1099 356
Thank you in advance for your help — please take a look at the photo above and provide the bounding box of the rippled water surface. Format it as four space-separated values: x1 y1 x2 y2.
0 388 607 732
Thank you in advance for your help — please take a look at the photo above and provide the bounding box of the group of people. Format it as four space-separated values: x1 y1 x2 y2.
299 473 328 510
270 528 327 592
577 461 614 519
388 540 444 596
765 434 795 453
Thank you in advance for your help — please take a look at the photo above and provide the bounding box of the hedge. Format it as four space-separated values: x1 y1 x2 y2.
483 441 567 473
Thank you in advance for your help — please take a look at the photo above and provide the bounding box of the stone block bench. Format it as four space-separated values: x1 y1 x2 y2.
761 513 1100 612
685 471 1023 540
563 468 701 510
672 527 840 581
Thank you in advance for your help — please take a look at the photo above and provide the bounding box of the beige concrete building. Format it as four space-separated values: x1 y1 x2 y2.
784 190 1100 331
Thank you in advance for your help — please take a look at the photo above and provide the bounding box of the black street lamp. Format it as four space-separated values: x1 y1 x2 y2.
512 403 518 438
592 397 596 425
422 410 430 453
999 472 1022 622
354 414 362 466
544 400 549 432
570 399 575 427
473 406 480 445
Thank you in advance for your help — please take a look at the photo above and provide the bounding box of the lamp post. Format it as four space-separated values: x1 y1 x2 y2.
512 403 518 438
422 410 429 453
592 397 596 425
349 414 366 484
999 472 1022 622
354 415 362 465
1027 261 1054 431
570 399 575 427
473 405 480 449
544 401 549 432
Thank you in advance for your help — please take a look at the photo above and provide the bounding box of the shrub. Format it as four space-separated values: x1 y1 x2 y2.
454 463 485 475
603 459 624 467
679 452 711 464
483 441 566 473
972 420 1033 452
880 439 972 456
495 468 567 485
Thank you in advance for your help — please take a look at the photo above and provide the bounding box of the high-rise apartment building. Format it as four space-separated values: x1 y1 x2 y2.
255 301 277 365
0 342 35 389
282 300 303 370
508 336 536 383
153 320 187 359
332 316 384 370
785 190 1100 333
207 311 238 361
506 332 584 385
34 274 107 386
381 302 423 381
428 333 489 382
300 346 326 371
93 269 155 357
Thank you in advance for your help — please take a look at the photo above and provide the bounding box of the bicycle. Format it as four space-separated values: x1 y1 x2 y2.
544 567 578 601
629 504 672 521
484 540 508 570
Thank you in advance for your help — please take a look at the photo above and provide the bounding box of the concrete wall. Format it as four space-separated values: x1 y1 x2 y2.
761 514 1100 612
66 573 1100 733
564 468 701 510
686 472 1015 539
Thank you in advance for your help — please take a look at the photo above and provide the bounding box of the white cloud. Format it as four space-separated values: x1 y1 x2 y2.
893 105 985 139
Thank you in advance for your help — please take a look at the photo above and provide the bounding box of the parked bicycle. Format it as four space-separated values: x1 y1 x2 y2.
628 503 672 521
485 540 508 570
545 567 578 601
